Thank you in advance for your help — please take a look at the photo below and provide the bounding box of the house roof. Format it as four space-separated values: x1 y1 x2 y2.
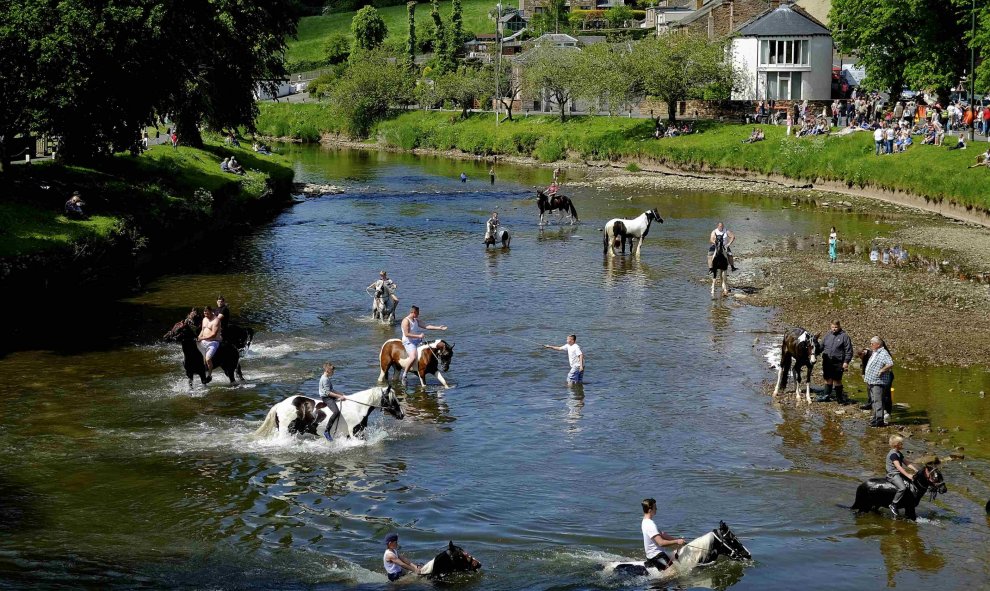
736 4 831 36
500 11 527 22
513 43 580 65
533 33 579 46
576 35 606 45
675 0 726 28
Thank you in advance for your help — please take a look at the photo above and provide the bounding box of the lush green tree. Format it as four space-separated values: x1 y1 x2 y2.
632 33 736 122
604 5 633 28
0 1 45 173
325 33 351 65
488 59 522 121
521 45 587 121
435 66 489 117
530 0 567 35
450 0 464 48
431 0 452 73
406 1 417 67
580 42 638 115
330 49 415 136
830 0 966 98
352 5 388 52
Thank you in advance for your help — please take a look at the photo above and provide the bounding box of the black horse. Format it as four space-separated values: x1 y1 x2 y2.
163 308 245 387
772 328 822 403
536 189 579 225
852 457 947 521
709 232 730 298
421 541 482 579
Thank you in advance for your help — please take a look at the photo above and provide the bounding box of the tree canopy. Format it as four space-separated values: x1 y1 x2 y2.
351 5 389 52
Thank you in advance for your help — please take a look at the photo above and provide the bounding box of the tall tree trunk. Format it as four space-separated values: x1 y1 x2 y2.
500 97 514 121
0 134 9 176
559 94 567 122
666 99 678 123
175 114 203 148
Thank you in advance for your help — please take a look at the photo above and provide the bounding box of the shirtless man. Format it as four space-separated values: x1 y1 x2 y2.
197 306 223 380
708 222 737 272
399 306 447 382
484 211 500 242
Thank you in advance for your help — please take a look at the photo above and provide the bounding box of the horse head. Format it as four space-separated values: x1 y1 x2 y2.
918 457 948 499
444 541 482 572
648 208 664 225
380 386 404 420
163 308 200 341
795 330 822 364
434 340 454 372
715 521 751 561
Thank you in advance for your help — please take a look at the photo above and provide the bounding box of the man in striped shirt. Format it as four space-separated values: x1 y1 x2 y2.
863 336 894 427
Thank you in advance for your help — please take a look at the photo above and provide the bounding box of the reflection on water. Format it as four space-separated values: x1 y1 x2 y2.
854 520 946 587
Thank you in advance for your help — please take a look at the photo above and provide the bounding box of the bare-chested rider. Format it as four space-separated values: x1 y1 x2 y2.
399 306 447 382
485 211 500 242
197 306 222 380
708 222 737 272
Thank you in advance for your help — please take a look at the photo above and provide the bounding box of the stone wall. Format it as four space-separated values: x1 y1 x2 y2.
681 0 779 39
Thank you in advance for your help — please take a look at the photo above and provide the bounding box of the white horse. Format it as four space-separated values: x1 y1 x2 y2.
603 522 751 581
603 208 663 256
253 386 403 440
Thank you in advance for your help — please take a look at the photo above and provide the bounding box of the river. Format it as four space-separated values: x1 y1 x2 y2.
0 146 988 590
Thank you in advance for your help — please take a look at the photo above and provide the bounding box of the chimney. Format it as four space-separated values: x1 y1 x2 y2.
695 0 704 10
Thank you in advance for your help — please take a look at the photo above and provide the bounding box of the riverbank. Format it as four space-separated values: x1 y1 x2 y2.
0 140 295 302
256 105 990 222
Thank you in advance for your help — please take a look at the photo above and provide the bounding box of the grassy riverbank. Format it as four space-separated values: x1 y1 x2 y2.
0 139 294 263
257 104 990 212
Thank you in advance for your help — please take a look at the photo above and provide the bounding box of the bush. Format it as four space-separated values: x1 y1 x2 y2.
626 162 640 172
324 33 351 65
534 137 566 162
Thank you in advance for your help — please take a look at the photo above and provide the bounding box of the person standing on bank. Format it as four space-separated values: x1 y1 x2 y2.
383 533 420 581
399 306 447 382
828 227 838 263
544 334 584 385
820 320 853 404
864 336 894 427
641 498 686 571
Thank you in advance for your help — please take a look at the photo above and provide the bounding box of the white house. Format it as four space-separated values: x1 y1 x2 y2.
729 3 833 101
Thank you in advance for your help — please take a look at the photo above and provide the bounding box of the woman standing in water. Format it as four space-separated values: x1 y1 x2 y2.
828 227 838 263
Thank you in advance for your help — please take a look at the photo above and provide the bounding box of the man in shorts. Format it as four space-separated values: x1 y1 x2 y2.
399 306 447 382
196 306 222 380
544 334 584 384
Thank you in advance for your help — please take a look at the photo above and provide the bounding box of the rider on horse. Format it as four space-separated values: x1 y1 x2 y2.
384 533 421 580
369 270 398 309
399 306 447 382
641 498 687 571
886 434 916 516
709 222 738 272
485 211 500 242
215 295 230 335
196 306 222 379
318 362 348 441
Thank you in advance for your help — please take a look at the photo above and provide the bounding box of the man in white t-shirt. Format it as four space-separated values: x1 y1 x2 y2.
641 498 686 572
544 334 584 384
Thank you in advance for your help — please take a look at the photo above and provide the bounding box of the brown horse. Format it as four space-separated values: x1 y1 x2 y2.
378 338 454 388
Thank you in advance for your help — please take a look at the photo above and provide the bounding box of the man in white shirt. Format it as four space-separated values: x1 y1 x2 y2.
874 125 885 156
641 498 686 572
544 334 584 384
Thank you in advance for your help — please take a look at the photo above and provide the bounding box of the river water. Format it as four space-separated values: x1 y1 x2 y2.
1 146 988 590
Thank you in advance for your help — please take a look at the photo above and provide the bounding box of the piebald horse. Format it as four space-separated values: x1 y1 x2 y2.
709 233 729 298
604 522 751 580
772 328 823 403
603 208 663 256
379 339 454 388
417 541 482 579
536 189 579 225
485 227 511 249
253 386 403 440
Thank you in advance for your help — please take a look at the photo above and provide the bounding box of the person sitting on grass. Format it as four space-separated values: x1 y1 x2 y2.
742 128 761 143
969 146 990 168
64 192 87 219
252 142 272 156
948 133 966 150
228 157 244 175
220 157 231 173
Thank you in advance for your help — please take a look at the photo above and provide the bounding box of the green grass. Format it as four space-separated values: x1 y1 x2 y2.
256 103 990 210
287 0 515 70
256 103 345 141
0 139 293 258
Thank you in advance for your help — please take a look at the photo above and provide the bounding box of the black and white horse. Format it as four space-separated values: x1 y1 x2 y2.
536 189 579 225
852 457 947 521
417 541 482 579
163 309 247 388
603 208 663 256
773 328 822 403
253 386 403 440
604 522 750 580
709 232 730 298
485 227 511 249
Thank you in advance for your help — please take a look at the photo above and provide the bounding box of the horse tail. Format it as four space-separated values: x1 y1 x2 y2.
603 225 609 254
569 200 579 222
244 328 254 352
254 404 279 438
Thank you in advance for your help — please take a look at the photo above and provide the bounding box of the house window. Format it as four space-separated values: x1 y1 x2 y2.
766 71 802 100
760 39 810 66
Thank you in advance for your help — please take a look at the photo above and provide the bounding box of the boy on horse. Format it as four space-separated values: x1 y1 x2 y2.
196 306 222 379
708 222 738 272
485 211 500 242
383 533 421 580
399 306 448 382
641 498 686 571
318 361 348 441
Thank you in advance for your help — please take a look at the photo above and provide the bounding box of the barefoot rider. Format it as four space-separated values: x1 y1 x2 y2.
196 306 222 380
708 222 737 272
485 211 500 242
319 361 348 441
399 306 447 382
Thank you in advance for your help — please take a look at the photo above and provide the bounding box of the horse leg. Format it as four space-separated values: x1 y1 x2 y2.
775 353 791 396
805 367 813 404
711 274 717 299
236 361 245 381
378 364 388 383
722 271 728 296
435 370 449 388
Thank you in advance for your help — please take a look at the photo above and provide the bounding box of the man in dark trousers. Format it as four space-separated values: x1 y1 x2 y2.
820 320 853 404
